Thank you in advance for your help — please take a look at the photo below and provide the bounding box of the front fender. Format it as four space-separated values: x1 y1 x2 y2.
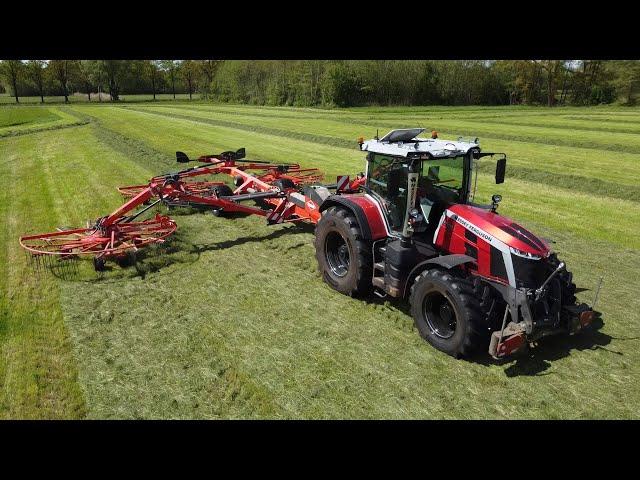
402 254 477 298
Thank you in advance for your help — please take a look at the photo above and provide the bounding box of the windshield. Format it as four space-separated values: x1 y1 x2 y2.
420 156 465 192
366 153 467 232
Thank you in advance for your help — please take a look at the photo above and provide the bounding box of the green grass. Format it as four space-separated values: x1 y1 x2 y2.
1 102 639 418
0 106 88 138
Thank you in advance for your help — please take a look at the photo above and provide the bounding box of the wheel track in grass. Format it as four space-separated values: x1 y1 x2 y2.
124 106 640 204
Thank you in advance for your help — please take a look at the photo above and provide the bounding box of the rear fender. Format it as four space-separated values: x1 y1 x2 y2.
319 194 389 241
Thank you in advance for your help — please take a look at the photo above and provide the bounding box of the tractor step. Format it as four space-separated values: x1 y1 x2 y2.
372 276 385 289
374 262 385 272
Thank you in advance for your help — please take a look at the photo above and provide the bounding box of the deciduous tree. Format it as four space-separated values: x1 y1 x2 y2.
145 60 161 101
181 60 197 100
48 60 72 103
102 60 124 101
74 60 93 101
0 60 24 103
160 60 180 99
27 60 47 103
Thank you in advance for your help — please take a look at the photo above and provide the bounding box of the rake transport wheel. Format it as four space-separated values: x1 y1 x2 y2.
314 206 372 297
409 269 485 358
273 179 296 191
211 184 234 217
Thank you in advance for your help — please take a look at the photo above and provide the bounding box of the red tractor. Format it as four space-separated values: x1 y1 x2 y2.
20 128 596 359
313 128 595 358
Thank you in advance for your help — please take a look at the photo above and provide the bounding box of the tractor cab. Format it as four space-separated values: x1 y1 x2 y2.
360 128 496 241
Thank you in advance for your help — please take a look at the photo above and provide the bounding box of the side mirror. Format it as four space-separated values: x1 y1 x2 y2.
495 158 506 184
176 151 190 163
236 148 246 160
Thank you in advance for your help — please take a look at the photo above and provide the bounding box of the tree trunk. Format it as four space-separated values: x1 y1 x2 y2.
39 87 44 104
12 78 19 103
172 76 176 99
547 72 552 107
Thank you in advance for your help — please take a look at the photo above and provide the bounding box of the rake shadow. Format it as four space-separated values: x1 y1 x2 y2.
194 223 314 254
125 220 316 278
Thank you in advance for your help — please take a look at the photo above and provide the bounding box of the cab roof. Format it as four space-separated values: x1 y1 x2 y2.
360 128 480 158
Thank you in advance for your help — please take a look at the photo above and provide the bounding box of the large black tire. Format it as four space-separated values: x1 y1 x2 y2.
472 276 507 333
547 253 577 305
314 206 372 297
273 178 296 191
211 184 234 217
409 269 485 358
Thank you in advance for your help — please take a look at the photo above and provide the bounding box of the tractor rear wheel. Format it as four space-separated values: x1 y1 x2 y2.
409 269 485 358
314 206 372 297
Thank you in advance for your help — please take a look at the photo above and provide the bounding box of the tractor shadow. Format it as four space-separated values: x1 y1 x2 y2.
372 296 621 377
471 312 626 377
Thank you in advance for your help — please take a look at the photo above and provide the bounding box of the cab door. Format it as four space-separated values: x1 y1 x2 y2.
366 153 408 232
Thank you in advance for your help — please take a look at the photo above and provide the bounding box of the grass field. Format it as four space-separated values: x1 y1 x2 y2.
1 102 638 419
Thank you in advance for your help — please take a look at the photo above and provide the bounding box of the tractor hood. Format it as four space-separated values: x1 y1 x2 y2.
448 204 550 258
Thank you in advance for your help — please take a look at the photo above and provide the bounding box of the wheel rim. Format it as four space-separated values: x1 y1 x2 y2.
325 231 350 278
423 291 457 339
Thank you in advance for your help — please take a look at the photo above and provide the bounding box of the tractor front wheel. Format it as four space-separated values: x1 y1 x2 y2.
409 269 485 358
314 206 372 297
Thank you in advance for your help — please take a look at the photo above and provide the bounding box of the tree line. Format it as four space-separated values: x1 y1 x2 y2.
1 60 639 106
0 60 221 103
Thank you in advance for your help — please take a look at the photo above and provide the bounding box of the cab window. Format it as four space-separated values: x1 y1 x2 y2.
367 153 408 231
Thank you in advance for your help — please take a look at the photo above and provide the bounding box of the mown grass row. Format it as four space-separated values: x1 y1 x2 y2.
74 105 640 251
131 104 640 187
0 107 89 138
127 105 640 203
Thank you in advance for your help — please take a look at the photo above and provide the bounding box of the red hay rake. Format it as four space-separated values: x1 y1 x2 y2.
20 148 327 272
